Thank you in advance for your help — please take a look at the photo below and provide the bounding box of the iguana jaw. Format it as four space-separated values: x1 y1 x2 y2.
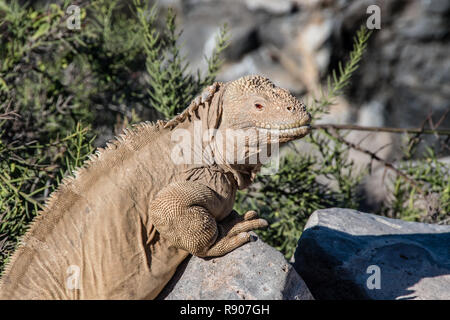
251 109 312 142
254 120 310 130
256 124 311 142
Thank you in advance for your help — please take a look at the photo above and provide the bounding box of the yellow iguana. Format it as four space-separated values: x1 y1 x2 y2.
0 75 311 299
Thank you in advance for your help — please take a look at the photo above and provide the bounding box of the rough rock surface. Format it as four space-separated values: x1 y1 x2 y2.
159 233 314 300
293 208 450 300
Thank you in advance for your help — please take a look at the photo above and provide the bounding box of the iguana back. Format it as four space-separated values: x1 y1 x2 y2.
0 123 188 299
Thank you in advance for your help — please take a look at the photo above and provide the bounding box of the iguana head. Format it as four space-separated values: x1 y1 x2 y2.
220 75 311 144
163 75 312 188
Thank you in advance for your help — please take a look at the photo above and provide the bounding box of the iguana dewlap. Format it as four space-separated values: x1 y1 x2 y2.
0 75 311 299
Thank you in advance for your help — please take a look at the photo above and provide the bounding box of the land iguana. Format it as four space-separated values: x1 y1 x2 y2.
0 75 311 299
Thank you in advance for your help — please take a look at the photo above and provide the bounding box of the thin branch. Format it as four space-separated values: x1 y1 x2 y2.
438 217 450 225
373 142 393 156
0 110 19 120
324 128 425 195
0 101 19 120
434 109 449 129
0 173 44 210
313 124 450 135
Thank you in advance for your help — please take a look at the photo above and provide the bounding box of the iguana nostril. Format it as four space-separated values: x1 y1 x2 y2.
287 106 293 112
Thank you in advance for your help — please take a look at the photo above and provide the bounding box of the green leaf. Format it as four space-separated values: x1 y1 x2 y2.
31 23 50 40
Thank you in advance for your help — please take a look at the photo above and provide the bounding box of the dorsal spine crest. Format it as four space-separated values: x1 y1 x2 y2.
164 82 221 129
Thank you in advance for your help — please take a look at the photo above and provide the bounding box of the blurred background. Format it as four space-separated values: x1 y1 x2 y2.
161 0 450 157
10 0 449 155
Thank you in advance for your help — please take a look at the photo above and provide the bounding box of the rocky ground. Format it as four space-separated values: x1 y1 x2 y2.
162 208 450 300
294 208 450 300
158 232 314 300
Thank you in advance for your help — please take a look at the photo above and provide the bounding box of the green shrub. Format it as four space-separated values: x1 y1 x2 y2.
0 117 94 271
381 147 450 223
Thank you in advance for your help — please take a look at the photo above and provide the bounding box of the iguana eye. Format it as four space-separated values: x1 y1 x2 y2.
255 103 264 110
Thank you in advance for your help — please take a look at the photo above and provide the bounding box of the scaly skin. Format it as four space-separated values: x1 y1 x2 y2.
0 75 311 299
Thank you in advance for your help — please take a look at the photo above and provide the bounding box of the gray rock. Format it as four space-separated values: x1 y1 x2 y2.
159 234 314 300
225 24 261 61
218 48 306 94
258 13 307 48
345 100 394 174
293 208 450 300
423 0 450 14
398 14 448 40
245 0 295 15
177 0 267 74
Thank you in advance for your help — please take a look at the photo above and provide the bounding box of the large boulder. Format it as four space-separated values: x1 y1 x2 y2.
293 208 450 300
159 234 314 300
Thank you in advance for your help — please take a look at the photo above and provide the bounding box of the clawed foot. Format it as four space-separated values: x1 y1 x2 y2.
221 210 268 239
199 210 268 257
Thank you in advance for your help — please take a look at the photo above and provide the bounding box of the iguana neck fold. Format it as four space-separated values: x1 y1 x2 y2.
164 83 259 190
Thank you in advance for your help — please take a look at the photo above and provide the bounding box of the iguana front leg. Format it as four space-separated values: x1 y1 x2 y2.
148 181 268 257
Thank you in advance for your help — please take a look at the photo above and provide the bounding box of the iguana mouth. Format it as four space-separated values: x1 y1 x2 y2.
254 120 309 130
255 121 311 137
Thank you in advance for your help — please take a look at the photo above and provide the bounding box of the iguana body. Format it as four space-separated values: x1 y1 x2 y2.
0 75 311 299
